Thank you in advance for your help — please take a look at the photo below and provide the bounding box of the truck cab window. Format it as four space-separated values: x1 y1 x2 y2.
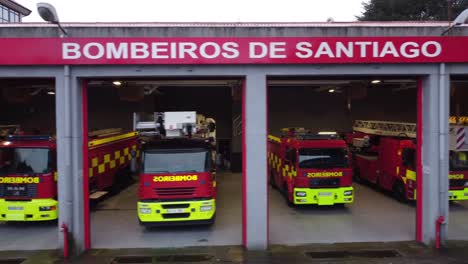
450 150 468 171
402 148 415 170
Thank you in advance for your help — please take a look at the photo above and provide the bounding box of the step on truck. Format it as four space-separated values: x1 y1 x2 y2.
347 120 468 202
0 129 139 221
135 112 217 226
268 128 354 206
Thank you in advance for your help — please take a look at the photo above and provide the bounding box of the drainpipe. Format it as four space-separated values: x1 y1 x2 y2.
438 63 449 248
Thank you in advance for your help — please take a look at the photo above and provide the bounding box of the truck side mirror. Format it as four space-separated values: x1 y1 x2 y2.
208 123 216 132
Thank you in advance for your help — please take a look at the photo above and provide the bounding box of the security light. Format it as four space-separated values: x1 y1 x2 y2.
47 91 55 95
371 80 381 84
328 89 335 93
113 81 122 86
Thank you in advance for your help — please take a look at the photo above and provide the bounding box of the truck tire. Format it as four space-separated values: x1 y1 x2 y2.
393 181 408 203
353 168 363 183
270 170 277 189
282 182 295 208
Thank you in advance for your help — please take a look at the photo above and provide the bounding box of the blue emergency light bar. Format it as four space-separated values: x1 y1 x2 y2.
6 135 52 141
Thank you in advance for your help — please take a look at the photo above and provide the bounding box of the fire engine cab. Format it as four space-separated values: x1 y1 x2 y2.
268 128 354 206
0 128 138 221
348 120 468 202
135 112 217 226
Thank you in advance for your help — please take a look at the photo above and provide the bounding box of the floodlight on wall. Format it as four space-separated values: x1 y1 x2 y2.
442 8 468 36
37 2 67 36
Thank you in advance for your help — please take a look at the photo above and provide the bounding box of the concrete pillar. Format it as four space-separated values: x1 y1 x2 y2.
244 73 268 250
70 77 85 253
56 67 73 251
438 64 450 242
421 67 449 244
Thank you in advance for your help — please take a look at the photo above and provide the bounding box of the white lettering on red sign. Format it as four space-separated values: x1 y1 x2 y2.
62 40 443 61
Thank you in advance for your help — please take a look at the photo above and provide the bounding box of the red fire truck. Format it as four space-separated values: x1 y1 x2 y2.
268 128 354 206
0 129 139 221
348 120 468 202
136 112 217 226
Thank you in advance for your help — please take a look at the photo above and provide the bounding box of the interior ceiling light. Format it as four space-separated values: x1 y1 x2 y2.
318 131 337 135
47 91 55 95
112 81 122 86
328 89 335 93
371 80 381 84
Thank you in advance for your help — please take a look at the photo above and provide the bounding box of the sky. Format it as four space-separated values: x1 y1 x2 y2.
16 0 366 23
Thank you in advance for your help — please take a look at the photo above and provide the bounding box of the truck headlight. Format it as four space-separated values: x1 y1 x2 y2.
295 191 306 197
39 206 56 211
344 190 353 196
200 206 213 212
139 208 151 214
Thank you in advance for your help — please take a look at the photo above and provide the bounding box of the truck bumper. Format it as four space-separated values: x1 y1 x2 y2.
138 199 216 225
449 188 468 201
0 198 58 221
293 187 354 205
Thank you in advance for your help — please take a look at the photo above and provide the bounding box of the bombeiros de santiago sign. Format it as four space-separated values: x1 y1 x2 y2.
63 40 441 60
0 37 466 64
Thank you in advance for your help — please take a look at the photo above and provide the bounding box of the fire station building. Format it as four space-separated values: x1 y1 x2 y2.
0 21 468 255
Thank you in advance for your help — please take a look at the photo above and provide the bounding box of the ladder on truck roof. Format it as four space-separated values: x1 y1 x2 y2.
353 120 416 138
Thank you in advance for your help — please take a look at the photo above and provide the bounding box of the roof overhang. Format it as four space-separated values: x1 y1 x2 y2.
0 0 31 16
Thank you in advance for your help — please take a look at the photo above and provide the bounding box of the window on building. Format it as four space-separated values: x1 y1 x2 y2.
0 5 21 23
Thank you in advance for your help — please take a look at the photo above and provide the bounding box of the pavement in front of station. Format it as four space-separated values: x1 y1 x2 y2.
3 241 468 263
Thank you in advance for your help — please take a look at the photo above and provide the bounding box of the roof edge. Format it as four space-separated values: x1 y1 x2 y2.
0 0 31 16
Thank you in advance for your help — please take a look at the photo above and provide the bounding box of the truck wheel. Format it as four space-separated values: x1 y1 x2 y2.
282 183 295 207
353 168 363 183
270 170 277 189
393 181 408 203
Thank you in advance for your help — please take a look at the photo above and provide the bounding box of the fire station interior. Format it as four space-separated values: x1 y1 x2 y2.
448 77 468 240
0 78 58 250
85 78 243 249
267 77 419 245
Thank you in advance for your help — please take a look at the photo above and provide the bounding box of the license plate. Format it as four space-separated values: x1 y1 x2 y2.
166 208 185 214
8 206 23 211
319 192 332 196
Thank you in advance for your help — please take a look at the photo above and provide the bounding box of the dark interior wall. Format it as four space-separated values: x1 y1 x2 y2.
87 86 232 139
0 92 56 134
268 85 417 136
87 86 144 132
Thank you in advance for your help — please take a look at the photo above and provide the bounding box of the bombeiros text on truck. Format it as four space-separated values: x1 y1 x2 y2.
0 127 139 221
135 112 217 226
268 128 354 206
347 120 468 202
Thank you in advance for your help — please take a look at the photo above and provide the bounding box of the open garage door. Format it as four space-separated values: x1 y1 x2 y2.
448 78 468 240
267 77 422 245
82 78 245 249
0 78 58 250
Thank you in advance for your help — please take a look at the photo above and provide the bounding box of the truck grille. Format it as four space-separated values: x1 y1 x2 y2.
0 184 37 198
155 187 195 196
309 178 340 187
450 179 467 188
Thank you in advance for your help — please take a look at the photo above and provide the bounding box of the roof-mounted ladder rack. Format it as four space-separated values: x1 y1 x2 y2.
353 120 416 138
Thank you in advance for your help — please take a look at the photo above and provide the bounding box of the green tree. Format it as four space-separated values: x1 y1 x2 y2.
357 0 468 21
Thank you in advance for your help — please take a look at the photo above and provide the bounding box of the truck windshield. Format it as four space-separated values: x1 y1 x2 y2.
298 148 349 169
0 148 52 175
143 150 209 173
450 150 468 171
